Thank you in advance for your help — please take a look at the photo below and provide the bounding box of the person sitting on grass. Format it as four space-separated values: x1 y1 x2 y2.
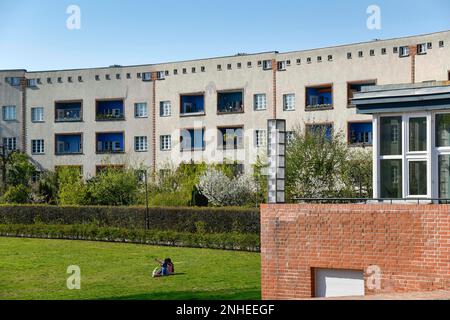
152 258 174 277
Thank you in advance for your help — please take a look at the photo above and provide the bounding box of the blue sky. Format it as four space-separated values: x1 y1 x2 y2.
0 0 449 71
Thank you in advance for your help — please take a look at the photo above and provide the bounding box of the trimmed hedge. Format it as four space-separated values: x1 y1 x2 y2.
0 205 260 234
0 224 260 252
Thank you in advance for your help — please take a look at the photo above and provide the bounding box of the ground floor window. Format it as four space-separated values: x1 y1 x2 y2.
408 160 427 196
380 159 402 198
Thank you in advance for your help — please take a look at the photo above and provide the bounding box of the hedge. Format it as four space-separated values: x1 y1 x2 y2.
0 205 260 234
0 224 260 252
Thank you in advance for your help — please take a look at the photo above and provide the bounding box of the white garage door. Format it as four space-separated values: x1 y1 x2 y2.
315 268 365 298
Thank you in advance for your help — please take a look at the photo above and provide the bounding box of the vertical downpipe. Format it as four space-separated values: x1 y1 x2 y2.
272 59 277 119
151 72 157 175
20 77 27 153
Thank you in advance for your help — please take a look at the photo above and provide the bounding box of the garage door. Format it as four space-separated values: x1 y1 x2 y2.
315 268 365 298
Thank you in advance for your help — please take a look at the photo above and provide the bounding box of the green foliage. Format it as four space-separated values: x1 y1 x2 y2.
36 171 59 204
85 168 139 206
0 224 260 252
1 185 31 204
252 155 268 204
6 152 35 187
285 126 373 200
57 167 87 205
0 205 260 234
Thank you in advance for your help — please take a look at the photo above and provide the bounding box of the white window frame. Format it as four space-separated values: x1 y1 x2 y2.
2 105 16 121
254 94 267 111
31 107 44 122
134 136 148 152
31 139 45 154
255 129 267 148
160 101 172 117
283 94 295 111
3 137 17 151
399 46 410 57
160 135 172 151
135 103 148 118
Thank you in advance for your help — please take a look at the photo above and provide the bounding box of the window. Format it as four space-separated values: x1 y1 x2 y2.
409 117 427 152
427 42 433 49
277 61 287 70
173 69 178 75
436 114 450 147
56 134 83 155
2 105 16 121
370 49 375 56
255 130 267 147
380 159 402 198
68 77 73 83
306 85 333 110
116 74 121 79
6 77 21 86
393 47 398 54
286 60 291 66
28 79 37 87
317 56 322 62
283 94 295 111
439 155 450 198
247 62 252 68
399 46 410 57
417 43 427 55
439 41 444 48
160 101 172 117
160 135 171 151
126 73 131 79
135 103 148 118
95 75 100 81
348 122 373 146
47 77 52 84
31 139 44 154
254 94 267 111
31 107 44 122
137 73 142 79
286 131 295 144
358 51 363 58
142 72 152 81
78 76 83 82
409 160 427 196
183 68 187 74
201 66 206 72
106 74 111 80
328 55 333 61
381 48 387 55
217 65 222 71
180 128 205 151
263 60 272 70
96 132 124 153
306 57 312 64
2 137 17 151
58 77 62 83
134 136 148 152
180 94 205 116
165 70 169 76
227 64 232 70
380 117 402 156
217 91 243 113
218 127 244 150
347 52 352 59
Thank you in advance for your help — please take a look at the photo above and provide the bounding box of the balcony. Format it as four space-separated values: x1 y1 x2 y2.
218 127 244 150
306 124 333 140
348 122 373 147
217 91 244 114
180 128 205 151
96 132 125 154
347 81 377 107
305 85 333 111
55 101 82 122
180 94 205 117
96 99 125 121
55 134 83 155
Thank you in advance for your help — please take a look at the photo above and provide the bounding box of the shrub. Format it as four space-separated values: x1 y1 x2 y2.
57 167 87 205
1 185 31 204
197 169 258 207
0 205 260 234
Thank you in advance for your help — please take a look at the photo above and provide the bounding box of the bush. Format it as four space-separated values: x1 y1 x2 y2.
197 169 258 207
57 167 87 205
0 224 260 252
0 205 260 234
1 185 31 204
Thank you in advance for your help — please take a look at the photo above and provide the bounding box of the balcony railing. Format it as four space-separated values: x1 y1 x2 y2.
96 112 125 121
218 102 244 114
55 110 82 122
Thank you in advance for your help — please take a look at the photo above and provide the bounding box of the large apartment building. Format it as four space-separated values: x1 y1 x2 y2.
1 31 450 178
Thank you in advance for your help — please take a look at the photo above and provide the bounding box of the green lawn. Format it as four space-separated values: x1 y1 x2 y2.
0 237 261 300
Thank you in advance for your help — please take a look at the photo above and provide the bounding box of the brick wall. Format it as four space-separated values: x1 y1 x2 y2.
260 204 450 300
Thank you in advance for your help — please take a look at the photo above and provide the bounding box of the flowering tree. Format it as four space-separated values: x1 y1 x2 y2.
197 169 257 207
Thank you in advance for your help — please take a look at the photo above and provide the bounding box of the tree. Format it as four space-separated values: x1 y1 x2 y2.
285 126 373 200
197 169 257 207
57 167 87 205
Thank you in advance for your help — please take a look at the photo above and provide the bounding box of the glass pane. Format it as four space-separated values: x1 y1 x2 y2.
409 161 427 196
409 117 427 152
380 117 402 156
439 155 450 199
436 114 450 147
380 159 402 198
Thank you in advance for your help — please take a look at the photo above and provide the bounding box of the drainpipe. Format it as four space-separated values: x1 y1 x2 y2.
20 77 27 152
272 59 277 118
151 72 157 176
409 45 418 84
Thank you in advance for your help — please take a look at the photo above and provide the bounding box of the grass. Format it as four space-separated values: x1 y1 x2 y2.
0 237 261 300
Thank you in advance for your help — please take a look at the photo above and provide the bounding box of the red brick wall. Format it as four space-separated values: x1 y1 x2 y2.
260 204 450 300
